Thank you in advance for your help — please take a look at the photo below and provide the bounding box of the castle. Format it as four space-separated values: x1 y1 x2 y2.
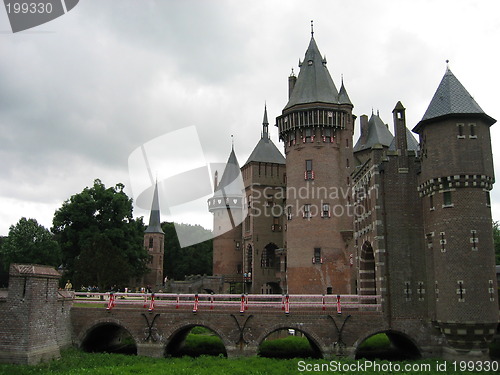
204 29 499 352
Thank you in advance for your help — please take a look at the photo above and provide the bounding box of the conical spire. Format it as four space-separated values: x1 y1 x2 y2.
213 146 242 197
145 181 164 234
338 76 352 105
262 103 269 139
414 67 495 131
284 31 339 110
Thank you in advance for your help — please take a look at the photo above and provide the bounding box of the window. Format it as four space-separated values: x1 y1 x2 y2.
486 191 491 207
287 206 292 220
429 194 435 210
457 123 465 138
313 248 322 264
470 230 478 251
322 203 331 218
426 233 433 249
235 241 241 251
440 232 446 252
289 132 296 146
469 123 477 138
457 281 465 302
272 217 281 232
323 128 333 143
148 237 154 249
305 160 314 180
303 204 311 219
443 191 452 207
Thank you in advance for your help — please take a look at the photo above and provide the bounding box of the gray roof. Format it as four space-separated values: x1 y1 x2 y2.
354 113 394 152
245 106 285 165
338 81 352 105
414 68 495 131
214 147 243 197
245 137 285 165
388 128 419 152
284 36 339 110
145 182 164 234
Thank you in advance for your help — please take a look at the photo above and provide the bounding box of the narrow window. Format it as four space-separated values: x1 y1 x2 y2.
443 191 452 207
305 160 314 180
149 237 154 249
313 248 322 264
303 204 311 219
404 281 411 301
486 191 491 207
287 206 292 220
457 281 465 302
470 230 478 251
305 128 312 143
440 232 446 253
323 128 332 143
457 123 464 138
469 123 476 138
429 194 435 210
322 203 330 218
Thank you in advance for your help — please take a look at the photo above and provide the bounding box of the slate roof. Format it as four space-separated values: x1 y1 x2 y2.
145 182 164 234
245 106 285 166
284 36 340 110
354 113 394 152
414 68 495 132
214 147 243 197
338 80 352 105
388 128 419 152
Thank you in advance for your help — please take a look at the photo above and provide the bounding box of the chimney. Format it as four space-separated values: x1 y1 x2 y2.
392 101 408 155
360 115 369 145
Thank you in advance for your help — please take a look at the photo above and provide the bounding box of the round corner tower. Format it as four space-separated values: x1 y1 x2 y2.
413 67 498 358
209 147 244 278
276 30 355 294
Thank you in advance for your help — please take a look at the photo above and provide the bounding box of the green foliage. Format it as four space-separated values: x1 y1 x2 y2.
1 348 498 375
357 333 392 350
0 217 61 271
175 331 226 357
493 221 500 265
52 179 148 291
162 222 213 280
258 336 316 359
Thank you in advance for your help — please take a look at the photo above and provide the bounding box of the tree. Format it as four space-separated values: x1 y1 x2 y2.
493 221 500 265
163 222 213 280
0 217 61 272
52 179 149 291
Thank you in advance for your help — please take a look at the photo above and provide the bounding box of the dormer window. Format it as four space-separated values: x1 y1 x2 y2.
308 60 313 66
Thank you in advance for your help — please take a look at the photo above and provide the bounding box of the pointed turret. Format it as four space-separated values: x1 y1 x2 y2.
284 35 339 110
213 146 242 199
245 105 285 166
414 67 495 132
338 77 352 106
145 181 164 234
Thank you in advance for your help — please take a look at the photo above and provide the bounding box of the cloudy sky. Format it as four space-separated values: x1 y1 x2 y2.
1 0 499 236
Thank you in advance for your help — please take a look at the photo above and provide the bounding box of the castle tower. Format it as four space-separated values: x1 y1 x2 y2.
209 146 244 284
413 67 498 358
241 105 286 294
276 28 355 294
143 182 165 288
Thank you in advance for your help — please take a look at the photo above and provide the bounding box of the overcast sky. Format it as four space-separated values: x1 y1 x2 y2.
1 0 500 236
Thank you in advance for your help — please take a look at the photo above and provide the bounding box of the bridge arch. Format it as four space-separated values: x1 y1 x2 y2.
354 329 421 360
79 319 137 354
165 321 229 357
256 323 324 358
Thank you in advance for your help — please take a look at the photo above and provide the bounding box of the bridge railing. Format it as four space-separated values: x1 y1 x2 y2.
73 292 381 314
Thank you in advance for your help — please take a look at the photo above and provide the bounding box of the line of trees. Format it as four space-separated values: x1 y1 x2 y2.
0 179 213 289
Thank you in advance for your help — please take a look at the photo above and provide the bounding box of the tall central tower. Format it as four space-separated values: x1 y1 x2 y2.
276 28 355 294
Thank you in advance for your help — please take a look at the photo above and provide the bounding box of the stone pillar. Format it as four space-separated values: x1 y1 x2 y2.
0 264 63 364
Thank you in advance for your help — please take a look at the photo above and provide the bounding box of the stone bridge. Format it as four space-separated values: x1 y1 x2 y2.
70 292 438 359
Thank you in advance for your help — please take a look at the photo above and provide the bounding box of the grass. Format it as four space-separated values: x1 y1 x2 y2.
0 348 498 375
258 336 317 359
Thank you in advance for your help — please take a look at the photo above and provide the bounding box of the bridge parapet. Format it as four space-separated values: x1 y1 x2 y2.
74 292 381 315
